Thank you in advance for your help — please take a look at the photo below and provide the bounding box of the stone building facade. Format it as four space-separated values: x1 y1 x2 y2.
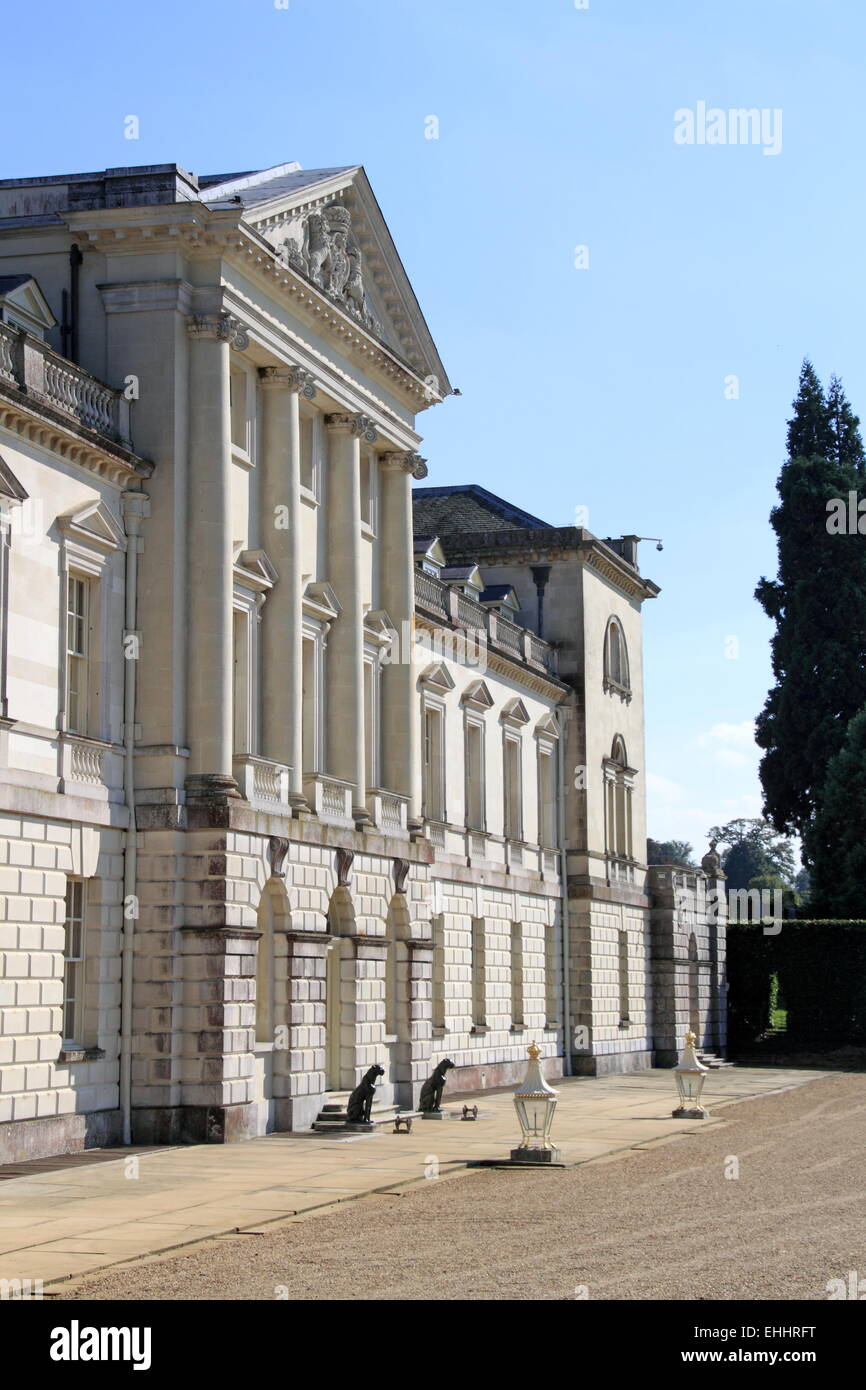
0 161 726 1162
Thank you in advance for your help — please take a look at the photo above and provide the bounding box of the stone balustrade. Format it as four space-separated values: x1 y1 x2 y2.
414 569 558 675
0 321 131 448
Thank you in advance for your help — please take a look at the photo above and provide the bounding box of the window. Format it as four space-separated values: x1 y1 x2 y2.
545 921 561 1028
510 923 524 1028
230 364 252 456
537 744 556 847
471 917 486 1028
432 914 446 1033
302 634 319 772
62 879 86 1044
423 705 445 821
503 734 523 841
605 736 635 876
66 574 89 735
300 409 316 495
364 657 380 789
464 719 485 830
604 618 630 696
360 448 377 531
618 929 630 1026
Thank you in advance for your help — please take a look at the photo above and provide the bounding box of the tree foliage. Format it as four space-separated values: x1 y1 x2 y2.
706 818 796 891
804 704 866 917
646 838 695 867
755 360 866 840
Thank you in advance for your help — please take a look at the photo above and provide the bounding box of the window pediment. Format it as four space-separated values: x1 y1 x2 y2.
534 712 560 740
500 697 530 727
233 547 278 592
419 661 455 695
303 580 342 623
461 679 494 712
57 499 126 555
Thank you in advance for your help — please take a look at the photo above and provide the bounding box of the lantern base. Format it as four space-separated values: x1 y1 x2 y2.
510 1146 562 1164
672 1106 709 1119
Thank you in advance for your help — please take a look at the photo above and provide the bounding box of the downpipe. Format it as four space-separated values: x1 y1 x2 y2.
556 702 572 1076
120 490 149 1146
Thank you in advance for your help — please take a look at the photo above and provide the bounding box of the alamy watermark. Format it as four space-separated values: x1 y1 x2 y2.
674 103 782 157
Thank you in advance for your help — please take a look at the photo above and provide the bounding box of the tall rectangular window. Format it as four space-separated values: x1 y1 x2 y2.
63 879 86 1044
302 634 318 772
545 921 561 1028
619 929 630 1025
465 720 485 829
510 922 524 1028
537 745 556 847
300 411 315 493
503 734 522 840
66 574 89 734
230 364 250 454
423 705 445 821
432 914 446 1033
360 449 376 530
364 658 379 789
471 917 486 1028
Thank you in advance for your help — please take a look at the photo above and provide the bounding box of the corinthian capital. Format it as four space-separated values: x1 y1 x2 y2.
259 365 317 399
186 312 249 350
324 412 378 443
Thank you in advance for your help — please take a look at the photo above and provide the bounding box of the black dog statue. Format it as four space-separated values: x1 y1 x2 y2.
346 1064 384 1123
419 1058 455 1112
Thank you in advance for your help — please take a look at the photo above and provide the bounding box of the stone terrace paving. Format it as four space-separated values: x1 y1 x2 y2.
0 1066 831 1292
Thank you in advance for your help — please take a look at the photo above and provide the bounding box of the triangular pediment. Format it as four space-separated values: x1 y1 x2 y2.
0 275 57 337
0 453 28 504
233 547 278 591
204 165 450 399
303 580 341 622
364 608 397 645
500 697 530 727
461 679 494 711
419 661 455 694
57 499 125 552
534 712 560 739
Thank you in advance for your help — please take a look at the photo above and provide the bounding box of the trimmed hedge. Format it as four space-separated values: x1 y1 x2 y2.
728 921 866 1048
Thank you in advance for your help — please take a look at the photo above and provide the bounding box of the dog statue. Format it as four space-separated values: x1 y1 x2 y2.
419 1058 455 1112
346 1064 384 1123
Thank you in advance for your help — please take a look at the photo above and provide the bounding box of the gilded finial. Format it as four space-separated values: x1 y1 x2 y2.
528 1041 542 1060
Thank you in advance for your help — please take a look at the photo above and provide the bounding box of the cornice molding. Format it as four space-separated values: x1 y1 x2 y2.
414 613 566 701
71 209 441 409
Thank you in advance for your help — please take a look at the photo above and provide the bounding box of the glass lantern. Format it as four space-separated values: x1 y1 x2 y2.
673 1030 709 1118
511 1041 560 1163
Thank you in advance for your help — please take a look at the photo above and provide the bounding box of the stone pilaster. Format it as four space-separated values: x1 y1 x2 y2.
324 413 376 826
259 365 316 811
184 312 245 802
379 451 426 831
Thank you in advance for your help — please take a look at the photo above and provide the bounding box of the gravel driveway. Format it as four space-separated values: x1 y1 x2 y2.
60 1071 866 1301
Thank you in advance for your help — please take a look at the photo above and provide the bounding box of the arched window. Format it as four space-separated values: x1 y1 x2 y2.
604 618 630 697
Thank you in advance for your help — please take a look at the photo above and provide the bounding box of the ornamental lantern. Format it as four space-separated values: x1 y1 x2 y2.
673 1030 709 1119
511 1041 561 1163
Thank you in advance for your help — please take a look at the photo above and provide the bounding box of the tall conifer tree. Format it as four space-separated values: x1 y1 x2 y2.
755 362 866 842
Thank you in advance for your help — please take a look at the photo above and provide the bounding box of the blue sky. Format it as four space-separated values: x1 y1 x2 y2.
6 0 864 857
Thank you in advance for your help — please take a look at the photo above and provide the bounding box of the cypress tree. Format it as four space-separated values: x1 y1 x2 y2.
755 362 866 841
805 704 866 915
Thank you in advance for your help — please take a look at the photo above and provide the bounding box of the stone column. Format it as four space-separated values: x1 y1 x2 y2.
259 365 316 811
324 413 376 826
379 452 426 832
184 312 243 800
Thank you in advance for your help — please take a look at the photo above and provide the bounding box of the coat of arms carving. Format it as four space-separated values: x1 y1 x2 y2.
273 200 381 335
